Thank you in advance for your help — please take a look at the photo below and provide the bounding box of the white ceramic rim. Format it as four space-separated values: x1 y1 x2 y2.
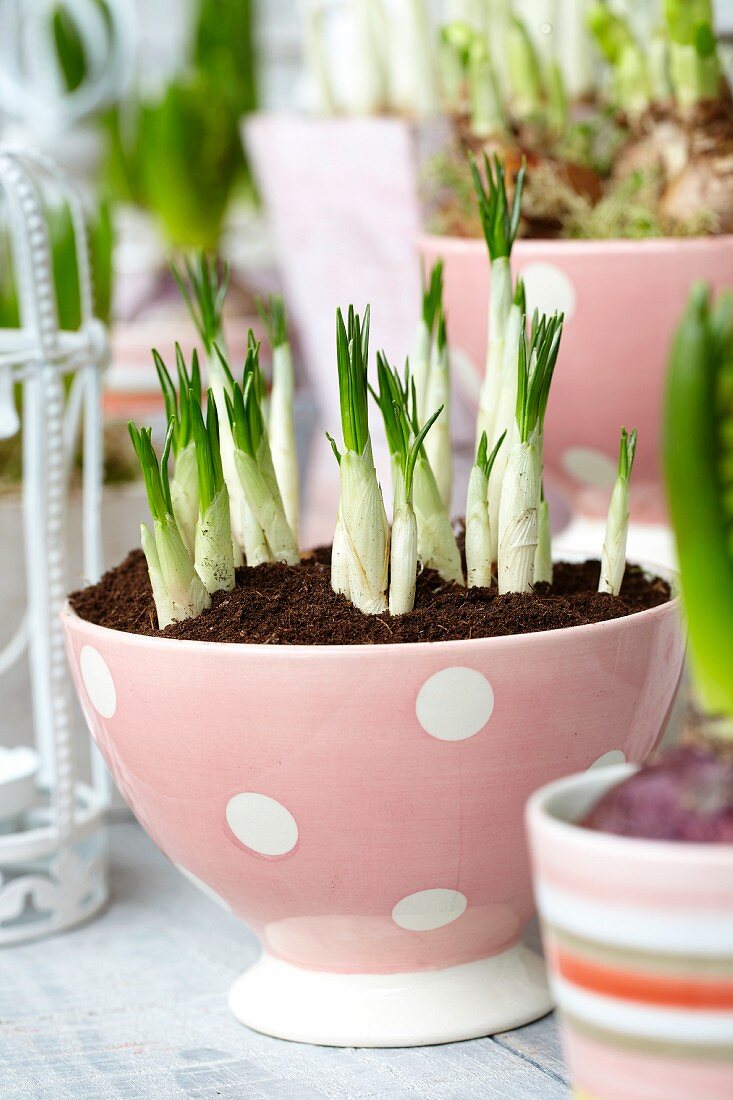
62 553 680 657
526 763 733 862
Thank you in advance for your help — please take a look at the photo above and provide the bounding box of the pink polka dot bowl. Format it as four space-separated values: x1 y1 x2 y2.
418 233 733 524
61 568 684 1048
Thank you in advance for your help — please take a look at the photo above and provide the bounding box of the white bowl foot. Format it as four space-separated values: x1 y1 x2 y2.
228 944 552 1047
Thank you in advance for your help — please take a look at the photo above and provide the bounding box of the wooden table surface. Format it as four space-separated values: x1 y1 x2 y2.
2 821 569 1099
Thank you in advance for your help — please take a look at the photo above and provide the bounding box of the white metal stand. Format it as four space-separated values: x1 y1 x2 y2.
0 147 109 945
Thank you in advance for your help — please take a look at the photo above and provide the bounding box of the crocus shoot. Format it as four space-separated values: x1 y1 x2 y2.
258 294 300 542
424 310 453 509
599 427 638 596
172 253 246 560
412 259 444 422
128 422 210 628
466 429 506 588
328 306 390 614
190 390 236 594
371 352 442 615
224 337 300 567
498 310 563 595
470 153 525 455
152 344 201 554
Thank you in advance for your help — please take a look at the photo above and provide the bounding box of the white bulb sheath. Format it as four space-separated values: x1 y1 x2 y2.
389 503 419 615
487 303 522 561
534 496 552 585
154 515 210 622
331 505 351 599
170 442 198 555
413 456 464 586
465 465 492 588
424 340 453 509
498 440 540 594
194 484 236 594
269 341 300 542
141 522 175 629
339 447 389 614
476 256 512 448
234 448 299 567
599 476 629 596
209 355 247 552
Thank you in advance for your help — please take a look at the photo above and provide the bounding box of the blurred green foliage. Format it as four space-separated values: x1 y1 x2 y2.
103 0 257 251
0 197 114 330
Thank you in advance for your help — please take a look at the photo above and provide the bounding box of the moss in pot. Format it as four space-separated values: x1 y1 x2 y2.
527 283 733 1098
63 221 683 1046
426 0 733 241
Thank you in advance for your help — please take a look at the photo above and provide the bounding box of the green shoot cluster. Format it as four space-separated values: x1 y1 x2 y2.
190 390 225 515
515 312 564 443
128 422 174 523
171 253 229 353
469 153 526 261
335 305 372 455
153 344 201 456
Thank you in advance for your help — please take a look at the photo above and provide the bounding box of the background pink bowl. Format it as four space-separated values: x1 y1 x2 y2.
419 234 733 522
62 579 683 1045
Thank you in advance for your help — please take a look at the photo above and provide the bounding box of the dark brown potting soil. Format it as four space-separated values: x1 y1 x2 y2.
69 547 671 646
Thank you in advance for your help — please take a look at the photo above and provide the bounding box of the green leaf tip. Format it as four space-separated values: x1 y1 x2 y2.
335 304 371 455
421 259 444 333
257 293 288 349
171 251 230 354
469 153 526 261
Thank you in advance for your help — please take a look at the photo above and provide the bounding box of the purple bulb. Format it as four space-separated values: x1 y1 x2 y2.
582 744 733 843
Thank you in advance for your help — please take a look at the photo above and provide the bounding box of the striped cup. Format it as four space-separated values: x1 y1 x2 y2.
527 764 733 1100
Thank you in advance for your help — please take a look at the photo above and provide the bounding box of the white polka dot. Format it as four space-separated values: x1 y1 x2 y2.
176 864 231 911
562 447 617 488
392 889 468 931
416 668 494 741
589 749 626 770
226 793 299 857
519 262 577 320
80 645 116 718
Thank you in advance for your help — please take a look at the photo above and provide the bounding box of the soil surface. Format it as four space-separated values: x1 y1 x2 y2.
69 547 671 646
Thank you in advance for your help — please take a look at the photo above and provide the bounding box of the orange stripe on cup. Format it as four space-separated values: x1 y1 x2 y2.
556 949 733 1010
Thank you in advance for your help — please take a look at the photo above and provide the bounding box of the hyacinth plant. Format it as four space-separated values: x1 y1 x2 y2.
665 283 733 720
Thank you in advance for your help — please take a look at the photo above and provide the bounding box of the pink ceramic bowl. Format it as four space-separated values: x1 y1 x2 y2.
527 765 733 1100
62 571 683 1047
419 234 733 523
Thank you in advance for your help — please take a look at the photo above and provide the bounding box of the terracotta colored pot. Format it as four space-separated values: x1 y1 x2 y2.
527 765 733 1100
61 571 683 1047
419 233 733 523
